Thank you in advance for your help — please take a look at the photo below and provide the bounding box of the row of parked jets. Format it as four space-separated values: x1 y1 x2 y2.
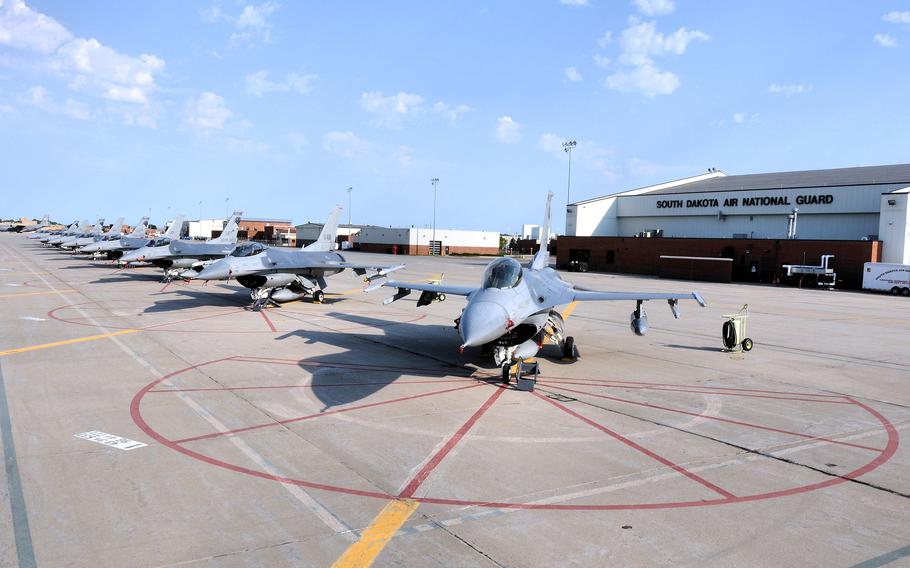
17 193 706 383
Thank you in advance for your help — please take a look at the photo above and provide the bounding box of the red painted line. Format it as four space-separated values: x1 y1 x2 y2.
399 386 506 498
159 282 171 292
173 383 484 444
533 391 736 500
149 378 477 393
259 310 277 332
539 380 851 404
540 377 848 399
230 355 476 378
544 384 884 452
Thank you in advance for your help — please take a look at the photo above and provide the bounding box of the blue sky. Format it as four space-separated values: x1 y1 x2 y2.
1 0 908 234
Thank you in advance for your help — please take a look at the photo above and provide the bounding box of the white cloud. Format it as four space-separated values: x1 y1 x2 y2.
245 69 318 97
634 0 675 16
322 131 369 158
564 66 583 82
184 92 233 134
24 85 91 120
395 145 415 169
226 137 270 155
286 132 307 154
627 156 662 177
768 83 812 96
0 0 72 53
597 30 613 48
605 63 679 97
883 11 910 24
874 33 897 47
432 101 473 123
732 112 758 124
604 18 707 97
0 1 165 122
0 103 14 114
559 0 591 6
495 116 521 144
593 54 611 68
360 91 424 128
231 2 279 46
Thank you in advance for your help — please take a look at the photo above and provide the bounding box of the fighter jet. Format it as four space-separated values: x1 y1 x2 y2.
192 206 404 309
31 221 77 241
62 217 124 250
120 211 242 281
78 216 149 258
18 214 50 233
46 219 94 246
372 192 706 382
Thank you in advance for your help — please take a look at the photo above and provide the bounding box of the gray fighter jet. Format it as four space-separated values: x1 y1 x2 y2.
17 214 50 233
62 217 124 250
372 193 706 382
32 221 77 241
47 219 97 247
192 206 404 309
120 211 241 281
78 216 150 258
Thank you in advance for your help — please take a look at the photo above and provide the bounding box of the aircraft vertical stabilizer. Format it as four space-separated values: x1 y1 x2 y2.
208 211 243 244
530 192 553 270
164 214 186 239
303 206 342 252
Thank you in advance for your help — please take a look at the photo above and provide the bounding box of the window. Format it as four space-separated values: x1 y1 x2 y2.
150 238 170 247
482 258 522 289
606 250 616 264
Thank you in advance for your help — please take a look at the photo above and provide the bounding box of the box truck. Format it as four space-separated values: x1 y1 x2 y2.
863 262 910 296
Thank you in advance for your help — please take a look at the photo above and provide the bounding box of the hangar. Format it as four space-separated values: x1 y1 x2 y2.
561 164 910 288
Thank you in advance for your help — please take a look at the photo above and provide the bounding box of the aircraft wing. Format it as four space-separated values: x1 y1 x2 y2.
379 280 477 296
572 289 707 307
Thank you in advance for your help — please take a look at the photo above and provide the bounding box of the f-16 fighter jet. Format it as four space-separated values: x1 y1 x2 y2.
120 211 241 281
372 193 706 382
47 219 97 247
32 221 77 241
18 214 50 233
78 216 150 258
62 217 124 250
192 206 404 310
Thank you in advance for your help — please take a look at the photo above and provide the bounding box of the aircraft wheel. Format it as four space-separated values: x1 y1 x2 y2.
313 290 325 303
563 336 578 360
742 338 754 352
501 364 511 385
438 293 446 302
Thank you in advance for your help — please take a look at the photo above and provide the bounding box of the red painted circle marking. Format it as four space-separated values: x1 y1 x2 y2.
132 358 900 510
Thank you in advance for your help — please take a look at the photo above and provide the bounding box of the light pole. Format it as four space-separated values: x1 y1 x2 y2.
198 200 203 220
224 197 229 219
430 178 439 255
562 140 577 205
346 187 353 246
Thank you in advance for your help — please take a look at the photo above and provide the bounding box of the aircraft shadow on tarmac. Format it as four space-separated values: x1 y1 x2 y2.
141 287 252 312
275 313 475 410
661 343 723 352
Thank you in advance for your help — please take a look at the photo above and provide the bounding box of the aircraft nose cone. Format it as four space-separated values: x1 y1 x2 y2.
120 250 142 262
459 301 510 348
195 259 232 281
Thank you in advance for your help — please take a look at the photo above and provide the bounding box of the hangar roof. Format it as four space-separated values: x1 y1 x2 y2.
577 164 910 204
646 163 910 195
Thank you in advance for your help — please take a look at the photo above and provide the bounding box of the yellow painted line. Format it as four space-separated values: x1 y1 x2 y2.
560 300 579 320
0 329 141 357
0 290 70 299
331 499 419 568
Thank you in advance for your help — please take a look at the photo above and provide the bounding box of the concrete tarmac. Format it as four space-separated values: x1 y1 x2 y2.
1 233 909 567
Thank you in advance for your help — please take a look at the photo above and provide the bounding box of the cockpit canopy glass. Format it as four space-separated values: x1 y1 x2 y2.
482 257 522 289
231 242 267 257
149 237 170 247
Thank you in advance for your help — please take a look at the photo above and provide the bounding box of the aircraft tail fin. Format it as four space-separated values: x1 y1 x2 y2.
164 214 186 239
530 192 553 270
105 217 124 236
91 218 105 236
38 214 49 226
208 210 243 244
133 216 149 235
303 206 342 251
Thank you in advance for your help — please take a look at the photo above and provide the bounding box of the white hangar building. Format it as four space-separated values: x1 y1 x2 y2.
566 164 910 264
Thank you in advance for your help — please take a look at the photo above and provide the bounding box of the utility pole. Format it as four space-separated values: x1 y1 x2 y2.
431 178 439 255
562 140 577 204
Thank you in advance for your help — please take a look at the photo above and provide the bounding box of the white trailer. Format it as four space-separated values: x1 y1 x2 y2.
862 262 910 296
